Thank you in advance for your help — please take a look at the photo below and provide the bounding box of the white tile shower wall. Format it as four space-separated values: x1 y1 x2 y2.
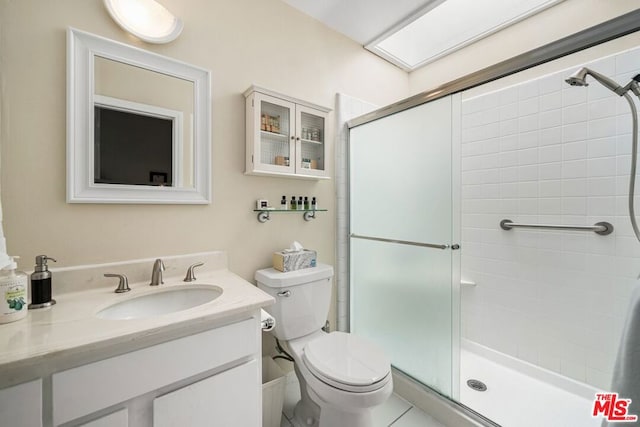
460 46 640 390
335 94 378 332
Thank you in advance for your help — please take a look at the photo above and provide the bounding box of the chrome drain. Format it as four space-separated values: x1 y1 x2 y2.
466 379 487 392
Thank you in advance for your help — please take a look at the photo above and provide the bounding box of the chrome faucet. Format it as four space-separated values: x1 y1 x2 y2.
104 273 131 293
184 262 204 282
150 258 165 286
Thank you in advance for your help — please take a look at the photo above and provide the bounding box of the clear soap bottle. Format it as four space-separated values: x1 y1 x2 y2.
0 256 28 324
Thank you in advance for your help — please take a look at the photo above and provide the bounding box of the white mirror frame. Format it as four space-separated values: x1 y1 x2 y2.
67 28 211 204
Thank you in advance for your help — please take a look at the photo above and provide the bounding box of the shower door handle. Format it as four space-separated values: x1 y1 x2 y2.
350 234 450 250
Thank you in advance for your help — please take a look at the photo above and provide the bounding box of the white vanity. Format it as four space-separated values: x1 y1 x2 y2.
0 252 273 427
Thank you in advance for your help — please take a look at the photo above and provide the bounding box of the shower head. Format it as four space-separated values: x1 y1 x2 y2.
565 67 625 95
565 68 589 87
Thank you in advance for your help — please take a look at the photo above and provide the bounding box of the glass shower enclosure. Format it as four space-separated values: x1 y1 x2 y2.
349 94 461 399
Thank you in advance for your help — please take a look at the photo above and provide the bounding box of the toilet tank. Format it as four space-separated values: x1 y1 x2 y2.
255 264 333 341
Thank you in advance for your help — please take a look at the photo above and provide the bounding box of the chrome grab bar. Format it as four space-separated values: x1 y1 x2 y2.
350 234 450 249
499 219 614 235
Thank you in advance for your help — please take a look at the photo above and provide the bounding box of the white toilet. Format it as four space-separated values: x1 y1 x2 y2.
256 263 393 427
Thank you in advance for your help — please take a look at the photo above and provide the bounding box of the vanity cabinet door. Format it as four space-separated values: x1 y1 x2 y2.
0 379 42 427
153 359 260 427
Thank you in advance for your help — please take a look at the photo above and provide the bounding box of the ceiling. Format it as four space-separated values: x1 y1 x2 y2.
280 0 437 46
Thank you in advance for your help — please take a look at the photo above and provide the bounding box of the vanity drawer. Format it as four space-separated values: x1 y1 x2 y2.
52 317 258 425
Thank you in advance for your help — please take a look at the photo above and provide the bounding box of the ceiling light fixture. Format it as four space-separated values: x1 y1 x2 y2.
103 0 183 44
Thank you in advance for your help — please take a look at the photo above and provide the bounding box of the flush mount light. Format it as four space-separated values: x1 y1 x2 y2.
103 0 183 44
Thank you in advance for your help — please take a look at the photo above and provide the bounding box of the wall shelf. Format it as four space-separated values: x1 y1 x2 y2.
260 130 288 139
253 209 327 223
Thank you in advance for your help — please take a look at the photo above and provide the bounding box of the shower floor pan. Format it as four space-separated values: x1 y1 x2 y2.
460 340 602 427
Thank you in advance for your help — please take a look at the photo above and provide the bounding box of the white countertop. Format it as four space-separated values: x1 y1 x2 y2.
0 265 273 386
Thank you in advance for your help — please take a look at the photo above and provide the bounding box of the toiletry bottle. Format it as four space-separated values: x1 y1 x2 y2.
281 196 287 210
29 255 57 309
304 196 310 210
311 197 317 210
290 196 297 210
0 256 28 324
297 196 303 210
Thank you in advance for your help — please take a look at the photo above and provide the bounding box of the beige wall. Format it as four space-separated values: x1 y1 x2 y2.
408 0 640 94
0 0 409 329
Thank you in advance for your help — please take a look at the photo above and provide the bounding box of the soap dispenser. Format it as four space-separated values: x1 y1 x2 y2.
29 255 57 309
0 256 28 324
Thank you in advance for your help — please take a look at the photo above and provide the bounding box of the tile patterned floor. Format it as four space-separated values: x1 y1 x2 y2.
279 371 445 427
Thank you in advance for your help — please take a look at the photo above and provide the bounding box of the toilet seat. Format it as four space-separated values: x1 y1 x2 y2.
302 332 391 393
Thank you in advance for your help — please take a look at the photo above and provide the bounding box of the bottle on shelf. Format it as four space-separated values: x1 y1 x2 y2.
281 196 287 210
311 197 317 210
273 115 280 133
304 196 310 210
290 196 297 210
297 196 303 210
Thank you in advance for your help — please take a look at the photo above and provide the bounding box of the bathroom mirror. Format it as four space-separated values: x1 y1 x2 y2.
67 28 211 203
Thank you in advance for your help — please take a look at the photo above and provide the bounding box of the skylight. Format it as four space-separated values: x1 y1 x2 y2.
367 0 565 71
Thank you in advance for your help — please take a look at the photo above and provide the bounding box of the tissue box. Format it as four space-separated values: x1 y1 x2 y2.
273 250 317 272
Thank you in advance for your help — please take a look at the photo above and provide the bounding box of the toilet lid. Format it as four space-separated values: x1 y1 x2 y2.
302 332 390 387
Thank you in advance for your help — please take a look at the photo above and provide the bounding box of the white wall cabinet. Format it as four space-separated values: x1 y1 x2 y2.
245 86 331 180
1 316 262 427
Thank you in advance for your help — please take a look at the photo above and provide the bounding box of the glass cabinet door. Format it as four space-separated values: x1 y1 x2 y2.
253 92 295 174
296 105 326 177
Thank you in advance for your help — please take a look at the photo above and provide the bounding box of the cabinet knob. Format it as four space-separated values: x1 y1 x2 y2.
296 137 300 141
291 136 295 140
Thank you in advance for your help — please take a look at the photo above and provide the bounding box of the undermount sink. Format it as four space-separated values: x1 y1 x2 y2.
96 286 223 320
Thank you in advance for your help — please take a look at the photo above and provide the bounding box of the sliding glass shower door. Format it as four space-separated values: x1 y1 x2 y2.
349 95 459 398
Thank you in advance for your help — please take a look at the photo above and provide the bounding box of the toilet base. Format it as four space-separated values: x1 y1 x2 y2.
291 394 376 427
290 364 385 427
292 400 318 427
292 364 320 427
283 334 393 427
